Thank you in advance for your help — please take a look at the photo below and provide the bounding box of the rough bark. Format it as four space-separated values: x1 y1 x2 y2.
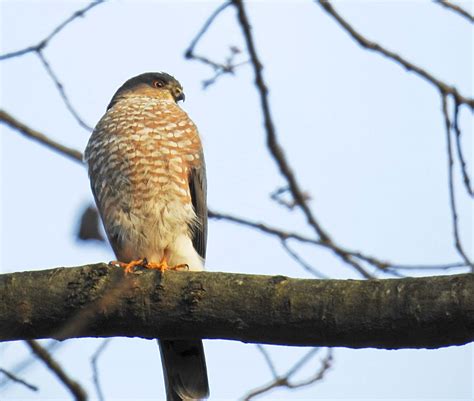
0 264 472 349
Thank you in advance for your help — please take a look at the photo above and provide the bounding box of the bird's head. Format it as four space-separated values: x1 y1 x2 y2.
107 72 185 109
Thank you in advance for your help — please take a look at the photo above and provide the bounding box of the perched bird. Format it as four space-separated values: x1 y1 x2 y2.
84 72 209 400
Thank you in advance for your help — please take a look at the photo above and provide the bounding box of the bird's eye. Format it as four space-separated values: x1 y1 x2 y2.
153 80 165 88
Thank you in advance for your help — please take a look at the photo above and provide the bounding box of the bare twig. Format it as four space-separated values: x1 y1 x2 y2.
440 94 473 270
284 347 321 379
286 348 333 388
26 340 87 401
270 186 312 210
0 1 105 60
0 2 101 131
435 0 474 23
91 339 111 401
0 109 84 164
37 51 92 131
281 240 328 279
209 209 469 274
255 345 279 379
0 341 64 389
185 1 247 87
318 1 473 110
232 0 373 279
243 348 333 400
0 368 38 392
452 102 473 197
185 1 231 59
202 57 248 89
209 209 320 243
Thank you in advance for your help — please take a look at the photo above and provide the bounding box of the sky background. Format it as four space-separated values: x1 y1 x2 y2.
0 0 473 400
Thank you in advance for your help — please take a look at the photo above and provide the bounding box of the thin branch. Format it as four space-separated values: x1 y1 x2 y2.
185 1 232 59
441 94 473 270
91 339 111 401
209 209 469 274
452 101 473 197
318 1 473 110
286 348 332 388
435 0 474 23
26 340 87 401
185 1 247 87
0 2 101 131
209 209 321 244
284 347 320 378
270 186 311 210
281 240 328 279
243 348 333 400
255 345 279 379
0 109 84 164
37 51 92 131
0 1 105 61
231 0 373 279
202 57 248 89
0 341 64 389
0 368 38 392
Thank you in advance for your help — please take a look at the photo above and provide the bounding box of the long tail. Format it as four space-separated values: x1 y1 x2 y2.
158 339 209 401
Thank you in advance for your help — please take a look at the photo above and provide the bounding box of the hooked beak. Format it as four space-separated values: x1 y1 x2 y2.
175 90 185 102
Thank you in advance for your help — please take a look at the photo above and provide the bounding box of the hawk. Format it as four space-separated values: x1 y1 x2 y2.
85 72 209 400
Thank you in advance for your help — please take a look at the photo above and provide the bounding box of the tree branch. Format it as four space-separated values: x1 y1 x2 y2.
318 1 474 110
0 109 84 164
91 339 111 401
435 0 474 23
232 0 373 279
26 340 87 401
0 368 38 392
0 1 105 61
1 264 472 349
441 94 473 269
243 348 332 400
36 51 92 131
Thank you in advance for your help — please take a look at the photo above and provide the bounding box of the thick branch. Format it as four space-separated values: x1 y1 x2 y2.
1 265 472 349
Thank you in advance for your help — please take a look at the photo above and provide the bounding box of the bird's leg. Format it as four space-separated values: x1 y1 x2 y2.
109 259 146 273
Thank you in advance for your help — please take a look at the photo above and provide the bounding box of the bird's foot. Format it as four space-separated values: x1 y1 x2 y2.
109 258 189 273
145 259 189 272
109 259 146 273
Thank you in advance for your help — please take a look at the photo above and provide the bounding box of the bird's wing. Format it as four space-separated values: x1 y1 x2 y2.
188 152 207 259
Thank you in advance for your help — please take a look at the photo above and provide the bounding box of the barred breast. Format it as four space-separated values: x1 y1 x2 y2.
85 96 203 266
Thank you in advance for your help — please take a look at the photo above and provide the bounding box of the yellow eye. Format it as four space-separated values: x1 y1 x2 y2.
153 80 164 88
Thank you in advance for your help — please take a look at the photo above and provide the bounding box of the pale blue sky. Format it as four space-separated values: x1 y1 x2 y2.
1 1 472 400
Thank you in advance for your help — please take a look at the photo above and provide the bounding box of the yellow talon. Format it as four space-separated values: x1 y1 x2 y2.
109 257 188 273
145 256 188 272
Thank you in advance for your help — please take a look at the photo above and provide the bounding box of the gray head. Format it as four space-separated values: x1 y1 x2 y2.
107 72 185 109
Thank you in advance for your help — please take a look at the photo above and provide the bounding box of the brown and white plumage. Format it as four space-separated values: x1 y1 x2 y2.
85 72 209 400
